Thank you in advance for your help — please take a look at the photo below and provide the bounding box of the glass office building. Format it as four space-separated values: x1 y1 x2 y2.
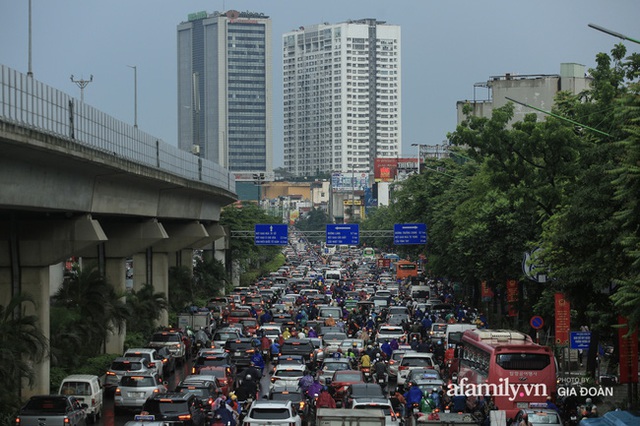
177 10 272 174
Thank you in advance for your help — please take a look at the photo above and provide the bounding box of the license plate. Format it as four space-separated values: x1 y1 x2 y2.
517 402 528 408
235 351 242 356
413 408 419 414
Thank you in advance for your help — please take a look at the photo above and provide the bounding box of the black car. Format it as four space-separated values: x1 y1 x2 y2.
175 377 220 410
192 352 233 374
279 338 315 363
142 392 207 426
223 338 259 369
343 383 385 408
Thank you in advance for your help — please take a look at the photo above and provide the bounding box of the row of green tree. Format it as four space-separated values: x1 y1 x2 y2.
360 44 640 376
0 201 283 417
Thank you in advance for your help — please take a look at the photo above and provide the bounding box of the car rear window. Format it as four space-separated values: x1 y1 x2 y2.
250 408 291 420
120 376 156 387
214 332 238 341
402 357 433 367
144 400 189 413
335 373 362 382
196 357 227 367
23 398 68 413
151 333 181 342
225 341 253 350
281 341 313 353
275 369 304 377
111 361 143 371
270 392 303 402
230 311 251 318
355 405 391 415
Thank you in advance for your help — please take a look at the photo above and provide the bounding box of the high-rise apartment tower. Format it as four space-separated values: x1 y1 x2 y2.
177 10 272 174
283 19 401 177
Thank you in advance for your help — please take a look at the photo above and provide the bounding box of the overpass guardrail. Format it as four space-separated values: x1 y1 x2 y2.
0 65 235 194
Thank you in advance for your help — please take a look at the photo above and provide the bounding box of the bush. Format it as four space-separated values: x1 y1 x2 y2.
124 332 148 350
76 354 119 376
50 366 70 393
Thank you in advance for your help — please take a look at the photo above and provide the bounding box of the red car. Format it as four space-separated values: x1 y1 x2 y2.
326 370 365 407
198 366 234 394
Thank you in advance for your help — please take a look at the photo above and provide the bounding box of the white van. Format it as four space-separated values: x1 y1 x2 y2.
59 374 103 422
445 323 477 345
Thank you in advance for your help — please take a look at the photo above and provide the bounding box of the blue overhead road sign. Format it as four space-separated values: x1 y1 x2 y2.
254 224 288 246
326 224 359 245
394 223 427 245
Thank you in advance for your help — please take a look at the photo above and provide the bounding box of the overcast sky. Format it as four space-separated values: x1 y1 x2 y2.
2 1 638 168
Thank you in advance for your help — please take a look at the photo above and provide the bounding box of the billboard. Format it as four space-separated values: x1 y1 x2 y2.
374 158 419 182
331 172 369 192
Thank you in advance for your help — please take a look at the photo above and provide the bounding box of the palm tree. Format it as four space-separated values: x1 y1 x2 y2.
51 265 129 357
0 294 48 415
126 283 168 337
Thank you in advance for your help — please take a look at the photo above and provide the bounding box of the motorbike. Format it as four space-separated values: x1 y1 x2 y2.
361 366 371 382
261 348 270 363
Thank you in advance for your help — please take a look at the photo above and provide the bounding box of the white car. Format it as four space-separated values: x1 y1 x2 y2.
123 348 165 378
351 397 401 426
397 353 436 386
114 372 167 412
244 400 302 426
270 364 306 390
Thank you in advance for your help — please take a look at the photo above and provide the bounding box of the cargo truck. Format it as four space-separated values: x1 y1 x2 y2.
316 408 385 426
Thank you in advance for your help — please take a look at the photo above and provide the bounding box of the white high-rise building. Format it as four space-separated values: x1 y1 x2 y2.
283 19 401 177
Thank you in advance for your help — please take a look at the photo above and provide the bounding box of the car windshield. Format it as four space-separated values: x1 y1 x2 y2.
120 376 156 387
355 405 391 415
250 408 291 420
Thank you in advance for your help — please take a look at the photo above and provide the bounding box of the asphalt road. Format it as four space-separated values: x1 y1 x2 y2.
98 358 273 426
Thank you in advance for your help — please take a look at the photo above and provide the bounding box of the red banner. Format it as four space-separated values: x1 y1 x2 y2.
506 279 518 317
618 316 639 384
554 293 570 344
481 281 494 300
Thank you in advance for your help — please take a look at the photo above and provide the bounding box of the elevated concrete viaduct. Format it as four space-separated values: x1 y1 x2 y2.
0 66 237 396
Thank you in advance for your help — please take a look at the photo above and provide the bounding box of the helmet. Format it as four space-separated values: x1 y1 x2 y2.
522 413 528 420
367 345 373 349
352 342 358 347
586 398 592 404
246 374 252 381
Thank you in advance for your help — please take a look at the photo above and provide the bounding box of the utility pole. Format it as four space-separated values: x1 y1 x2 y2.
127 65 138 128
27 0 33 77
70 75 93 103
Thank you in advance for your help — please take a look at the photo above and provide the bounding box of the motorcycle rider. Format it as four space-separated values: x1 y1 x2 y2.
251 351 266 373
404 382 423 418
316 386 336 409
235 373 259 403
373 354 387 384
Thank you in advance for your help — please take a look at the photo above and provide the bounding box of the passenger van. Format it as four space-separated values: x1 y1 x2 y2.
58 374 103 422
444 323 477 344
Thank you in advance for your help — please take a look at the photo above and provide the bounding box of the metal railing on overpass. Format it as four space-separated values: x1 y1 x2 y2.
0 65 235 193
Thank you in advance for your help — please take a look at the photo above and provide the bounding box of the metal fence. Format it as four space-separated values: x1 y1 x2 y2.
0 65 235 194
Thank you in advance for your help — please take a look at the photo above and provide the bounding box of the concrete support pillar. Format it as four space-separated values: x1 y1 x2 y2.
21 266 51 397
170 249 194 272
104 258 127 354
152 252 169 327
132 252 149 291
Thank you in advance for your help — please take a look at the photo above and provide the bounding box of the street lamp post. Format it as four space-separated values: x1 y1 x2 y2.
70 74 93 103
411 143 424 174
588 23 640 45
127 65 138 128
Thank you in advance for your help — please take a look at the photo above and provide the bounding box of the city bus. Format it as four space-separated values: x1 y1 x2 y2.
394 260 418 281
454 329 557 419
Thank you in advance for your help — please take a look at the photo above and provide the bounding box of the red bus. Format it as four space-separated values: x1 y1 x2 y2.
394 260 418 281
453 329 557 419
